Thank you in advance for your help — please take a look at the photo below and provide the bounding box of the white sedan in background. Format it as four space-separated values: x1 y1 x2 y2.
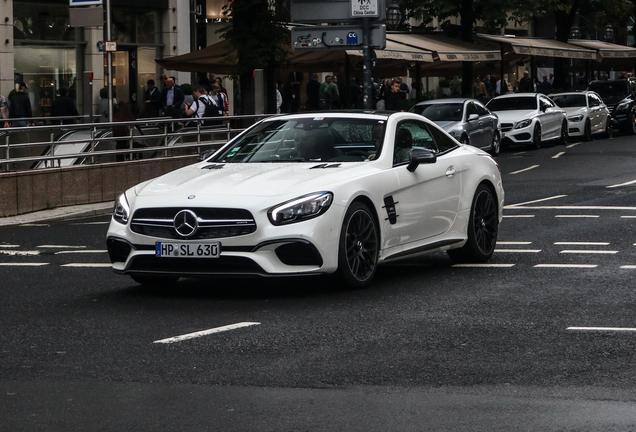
107 112 504 288
550 91 612 140
487 93 568 149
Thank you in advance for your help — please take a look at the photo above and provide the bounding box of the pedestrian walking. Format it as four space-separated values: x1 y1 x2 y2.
0 93 9 128
9 82 32 127
318 75 332 110
50 87 79 124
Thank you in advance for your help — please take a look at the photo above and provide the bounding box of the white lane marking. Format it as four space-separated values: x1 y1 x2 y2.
620 265 636 269
504 195 567 208
508 206 636 211
513 151 527 155
621 216 636 219
555 215 599 218
560 250 618 254
566 142 582 148
555 242 609 245
0 245 20 248
38 245 87 249
509 165 540 175
567 327 636 332
61 263 112 268
55 250 108 254
607 179 636 189
503 215 535 218
0 263 49 267
0 250 40 256
497 241 533 245
21 224 49 227
451 264 515 268
552 152 566 159
153 322 261 344
494 249 541 253
535 264 597 268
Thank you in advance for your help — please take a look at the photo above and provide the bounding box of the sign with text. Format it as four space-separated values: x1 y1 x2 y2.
351 0 379 17
105 41 118 52
292 24 386 50
70 0 103 5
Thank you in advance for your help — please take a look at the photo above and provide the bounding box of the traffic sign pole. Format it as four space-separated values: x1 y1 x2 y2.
362 17 372 109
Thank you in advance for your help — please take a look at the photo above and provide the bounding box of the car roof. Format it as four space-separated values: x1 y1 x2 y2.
270 111 391 121
491 93 538 99
415 98 475 105
550 91 593 96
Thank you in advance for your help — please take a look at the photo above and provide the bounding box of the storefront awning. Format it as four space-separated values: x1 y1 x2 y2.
386 33 501 62
567 39 636 61
476 34 596 60
346 39 434 62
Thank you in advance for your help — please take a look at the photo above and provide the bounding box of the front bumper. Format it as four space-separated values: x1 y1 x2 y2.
500 123 533 144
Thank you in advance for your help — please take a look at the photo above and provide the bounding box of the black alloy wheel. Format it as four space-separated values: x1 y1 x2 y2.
447 184 498 263
631 110 636 135
490 132 501 156
532 125 542 149
559 120 569 144
584 120 592 141
338 202 379 287
605 118 614 138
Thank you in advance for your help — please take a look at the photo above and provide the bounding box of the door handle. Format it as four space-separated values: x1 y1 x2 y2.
479 121 483 125
446 166 456 177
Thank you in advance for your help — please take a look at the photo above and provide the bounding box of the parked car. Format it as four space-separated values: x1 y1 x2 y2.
587 78 636 135
486 93 568 149
106 112 504 288
550 91 612 140
410 98 501 156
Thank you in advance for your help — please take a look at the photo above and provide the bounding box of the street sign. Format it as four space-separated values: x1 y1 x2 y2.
292 24 386 50
105 41 117 52
351 0 379 18
97 41 105 52
69 0 103 5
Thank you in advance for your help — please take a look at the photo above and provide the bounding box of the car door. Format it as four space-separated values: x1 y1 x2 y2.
539 95 560 139
465 101 486 148
589 93 606 133
476 101 495 149
391 120 462 244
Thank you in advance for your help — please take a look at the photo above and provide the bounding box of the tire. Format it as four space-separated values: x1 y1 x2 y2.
489 132 501 156
622 110 636 135
583 120 592 141
337 202 379 288
532 125 541 149
605 118 614 138
559 120 569 145
131 274 179 286
447 184 498 263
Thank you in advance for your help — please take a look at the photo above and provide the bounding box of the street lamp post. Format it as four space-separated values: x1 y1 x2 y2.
386 2 402 30
604 24 614 42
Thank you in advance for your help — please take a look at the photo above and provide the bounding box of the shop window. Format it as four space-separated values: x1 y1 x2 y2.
13 2 75 41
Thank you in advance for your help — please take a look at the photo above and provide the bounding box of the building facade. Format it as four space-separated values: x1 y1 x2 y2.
0 0 192 118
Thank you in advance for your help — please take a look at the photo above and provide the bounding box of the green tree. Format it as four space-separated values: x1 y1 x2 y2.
218 0 290 115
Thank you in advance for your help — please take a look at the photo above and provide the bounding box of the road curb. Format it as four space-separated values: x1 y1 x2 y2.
0 202 113 227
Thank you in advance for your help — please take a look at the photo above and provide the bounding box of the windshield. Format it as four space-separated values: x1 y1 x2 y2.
588 82 629 100
487 97 537 111
411 103 463 122
551 94 586 108
212 117 387 163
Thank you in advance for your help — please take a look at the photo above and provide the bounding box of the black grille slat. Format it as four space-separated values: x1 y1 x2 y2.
128 256 264 274
130 207 257 239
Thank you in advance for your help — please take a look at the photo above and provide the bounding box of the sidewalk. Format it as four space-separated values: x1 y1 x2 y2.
0 202 113 227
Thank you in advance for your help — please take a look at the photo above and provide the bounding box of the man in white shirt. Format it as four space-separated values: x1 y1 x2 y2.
184 85 214 126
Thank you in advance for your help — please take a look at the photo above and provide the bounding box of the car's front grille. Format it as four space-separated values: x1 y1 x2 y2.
130 207 257 240
501 123 513 132
127 255 265 274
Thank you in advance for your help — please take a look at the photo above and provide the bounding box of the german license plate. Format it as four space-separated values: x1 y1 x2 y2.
155 242 220 258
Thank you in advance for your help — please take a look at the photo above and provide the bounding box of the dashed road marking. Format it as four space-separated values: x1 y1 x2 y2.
497 241 533 245
54 250 108 254
555 215 599 218
621 216 636 219
567 327 636 332
0 250 40 256
607 179 636 189
509 165 540 175
560 250 618 254
38 245 87 249
60 263 112 268
534 264 598 268
566 142 582 148
495 249 541 253
555 242 609 245
0 245 20 248
552 152 566 159
503 215 535 218
153 322 261 344
620 265 636 269
451 264 515 268
0 263 49 266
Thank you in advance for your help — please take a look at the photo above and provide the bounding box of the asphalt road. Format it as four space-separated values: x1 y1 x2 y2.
2 132 636 431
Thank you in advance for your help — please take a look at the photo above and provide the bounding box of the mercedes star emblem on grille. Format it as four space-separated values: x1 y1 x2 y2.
174 209 199 237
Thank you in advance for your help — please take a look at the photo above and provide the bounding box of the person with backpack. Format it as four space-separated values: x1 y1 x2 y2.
184 85 221 127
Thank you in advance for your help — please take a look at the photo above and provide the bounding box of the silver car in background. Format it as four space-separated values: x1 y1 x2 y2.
410 98 501 156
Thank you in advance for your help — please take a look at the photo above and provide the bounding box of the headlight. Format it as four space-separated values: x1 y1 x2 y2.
113 193 130 224
268 192 333 225
514 119 532 129
616 102 630 111
568 115 584 122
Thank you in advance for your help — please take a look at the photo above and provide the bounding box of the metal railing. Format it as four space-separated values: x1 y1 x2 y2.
0 114 270 171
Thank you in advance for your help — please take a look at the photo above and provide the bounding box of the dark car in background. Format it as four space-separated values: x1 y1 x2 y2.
588 78 636 135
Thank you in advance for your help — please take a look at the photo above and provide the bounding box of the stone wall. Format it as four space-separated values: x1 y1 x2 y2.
0 155 197 217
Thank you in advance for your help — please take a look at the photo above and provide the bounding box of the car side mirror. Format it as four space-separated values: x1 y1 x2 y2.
468 113 479 121
407 148 437 172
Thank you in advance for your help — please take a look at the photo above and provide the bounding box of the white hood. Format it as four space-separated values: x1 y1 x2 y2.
490 110 538 123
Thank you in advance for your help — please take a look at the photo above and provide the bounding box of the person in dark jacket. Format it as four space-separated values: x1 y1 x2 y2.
141 79 161 118
384 79 401 111
50 87 79 124
306 73 321 110
9 82 32 127
160 77 185 118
